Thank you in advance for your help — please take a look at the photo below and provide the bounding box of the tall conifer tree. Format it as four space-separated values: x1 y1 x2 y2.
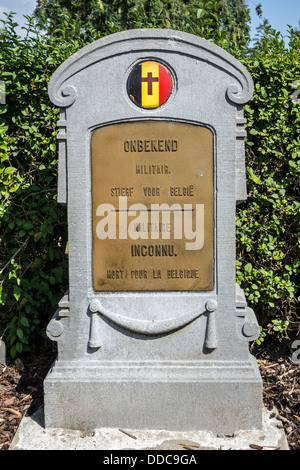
34 0 251 47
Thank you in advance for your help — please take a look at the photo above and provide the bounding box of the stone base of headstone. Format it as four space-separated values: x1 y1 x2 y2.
10 406 289 450
43 355 262 433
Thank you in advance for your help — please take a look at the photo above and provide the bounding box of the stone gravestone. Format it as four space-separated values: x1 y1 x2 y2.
0 339 5 364
45 29 262 433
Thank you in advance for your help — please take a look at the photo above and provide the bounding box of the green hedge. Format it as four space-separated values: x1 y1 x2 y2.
236 30 300 344
0 14 299 357
0 14 88 357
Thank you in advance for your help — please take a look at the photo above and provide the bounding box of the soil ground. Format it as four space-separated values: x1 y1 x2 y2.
0 340 299 451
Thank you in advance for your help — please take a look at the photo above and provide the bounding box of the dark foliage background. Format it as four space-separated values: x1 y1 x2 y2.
0 1 299 357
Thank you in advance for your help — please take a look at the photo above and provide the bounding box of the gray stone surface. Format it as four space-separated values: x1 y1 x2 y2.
0 340 5 364
44 29 262 432
10 407 288 450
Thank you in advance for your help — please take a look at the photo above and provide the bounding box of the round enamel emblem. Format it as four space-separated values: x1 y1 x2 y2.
127 61 173 109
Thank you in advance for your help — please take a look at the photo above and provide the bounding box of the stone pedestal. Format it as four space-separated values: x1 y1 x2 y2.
45 358 262 432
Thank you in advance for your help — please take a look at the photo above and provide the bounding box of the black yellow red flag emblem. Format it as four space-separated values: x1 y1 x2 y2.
127 61 173 109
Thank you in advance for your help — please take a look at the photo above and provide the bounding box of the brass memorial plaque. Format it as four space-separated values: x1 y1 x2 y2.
91 121 214 291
